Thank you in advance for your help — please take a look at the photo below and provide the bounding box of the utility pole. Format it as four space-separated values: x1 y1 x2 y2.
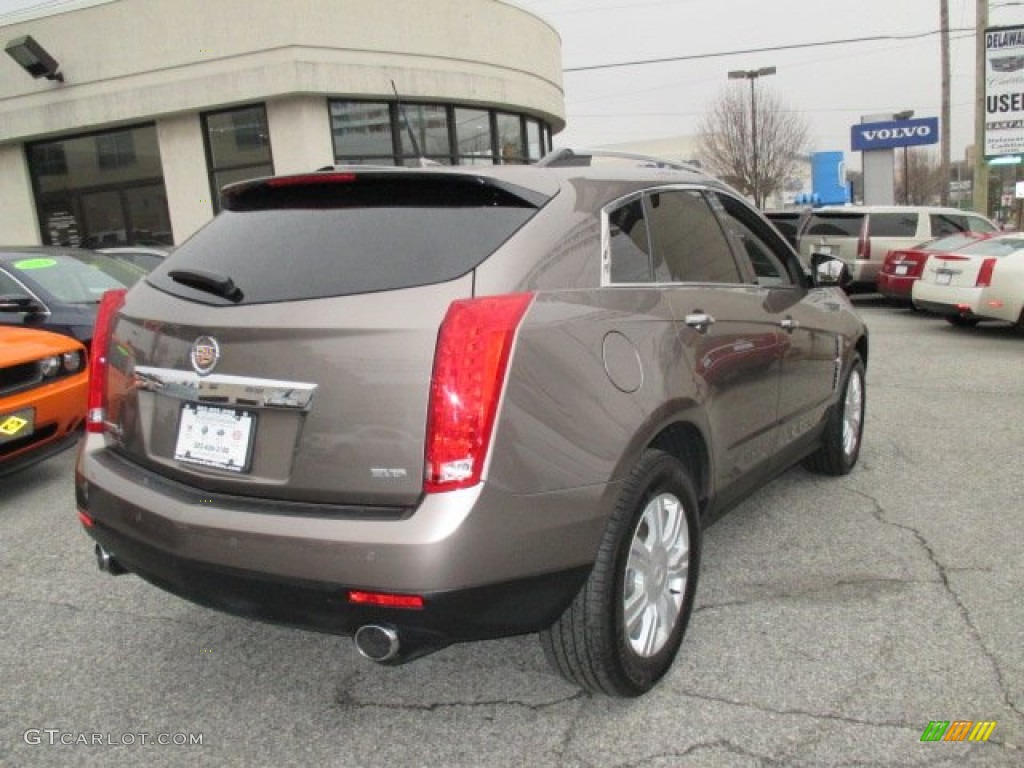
940 0 951 206
974 0 989 216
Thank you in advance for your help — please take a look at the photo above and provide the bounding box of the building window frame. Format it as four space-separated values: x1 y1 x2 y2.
330 98 550 167
201 103 274 213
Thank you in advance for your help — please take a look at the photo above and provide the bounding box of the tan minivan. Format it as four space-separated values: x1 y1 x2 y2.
799 205 997 290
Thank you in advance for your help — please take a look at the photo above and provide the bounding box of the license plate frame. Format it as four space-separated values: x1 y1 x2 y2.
174 403 256 473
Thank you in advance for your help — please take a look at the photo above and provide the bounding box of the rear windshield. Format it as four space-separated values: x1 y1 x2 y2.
147 174 548 305
953 237 1024 258
923 233 983 252
867 213 918 237
803 213 865 237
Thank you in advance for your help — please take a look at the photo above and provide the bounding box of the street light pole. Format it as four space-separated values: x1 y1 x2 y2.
728 66 776 207
894 109 915 204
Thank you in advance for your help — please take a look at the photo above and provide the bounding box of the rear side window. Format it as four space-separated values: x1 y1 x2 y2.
146 173 546 304
804 214 864 237
868 213 918 237
930 213 997 236
608 198 654 283
647 190 740 283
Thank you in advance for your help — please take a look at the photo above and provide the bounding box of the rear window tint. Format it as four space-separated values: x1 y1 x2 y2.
868 213 918 237
930 213 996 236
803 214 864 237
147 174 546 304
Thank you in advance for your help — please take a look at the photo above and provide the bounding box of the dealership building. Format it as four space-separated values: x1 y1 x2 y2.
0 0 564 247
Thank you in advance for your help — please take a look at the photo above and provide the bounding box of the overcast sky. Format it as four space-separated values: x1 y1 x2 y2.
515 0 1024 167
3 0 1023 169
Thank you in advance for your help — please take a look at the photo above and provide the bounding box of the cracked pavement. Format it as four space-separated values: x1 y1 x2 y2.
1 300 1021 767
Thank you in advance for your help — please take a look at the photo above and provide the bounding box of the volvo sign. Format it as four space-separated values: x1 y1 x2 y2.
851 117 939 152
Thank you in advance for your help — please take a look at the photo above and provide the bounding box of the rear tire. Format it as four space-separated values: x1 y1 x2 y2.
540 450 701 697
804 354 865 476
945 315 979 327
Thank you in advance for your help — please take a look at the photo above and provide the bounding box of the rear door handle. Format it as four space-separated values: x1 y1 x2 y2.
780 317 799 332
684 312 716 334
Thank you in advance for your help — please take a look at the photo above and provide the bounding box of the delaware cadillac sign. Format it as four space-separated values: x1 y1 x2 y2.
986 24 1024 157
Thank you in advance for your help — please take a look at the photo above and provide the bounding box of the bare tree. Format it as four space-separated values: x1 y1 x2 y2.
901 148 945 205
698 85 809 208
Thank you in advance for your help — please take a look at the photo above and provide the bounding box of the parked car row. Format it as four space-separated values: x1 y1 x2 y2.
0 245 167 476
766 204 1022 330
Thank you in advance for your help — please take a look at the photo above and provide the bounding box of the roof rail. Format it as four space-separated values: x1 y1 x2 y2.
536 147 700 173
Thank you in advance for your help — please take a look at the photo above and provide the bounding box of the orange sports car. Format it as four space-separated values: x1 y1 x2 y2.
1 326 87 476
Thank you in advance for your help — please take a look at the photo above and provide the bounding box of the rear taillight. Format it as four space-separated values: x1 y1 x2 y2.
857 220 871 260
424 293 534 493
976 258 997 287
86 288 127 434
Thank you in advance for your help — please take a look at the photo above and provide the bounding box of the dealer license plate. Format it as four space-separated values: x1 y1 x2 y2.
936 272 953 285
895 265 909 276
174 403 255 473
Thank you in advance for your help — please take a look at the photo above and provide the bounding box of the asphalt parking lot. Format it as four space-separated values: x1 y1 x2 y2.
1 298 1021 768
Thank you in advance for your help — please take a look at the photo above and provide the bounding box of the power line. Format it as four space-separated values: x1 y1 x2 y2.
564 27 974 72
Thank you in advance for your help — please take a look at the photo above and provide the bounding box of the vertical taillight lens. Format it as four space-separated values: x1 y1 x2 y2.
857 219 871 260
86 288 127 434
424 293 534 493
976 258 997 287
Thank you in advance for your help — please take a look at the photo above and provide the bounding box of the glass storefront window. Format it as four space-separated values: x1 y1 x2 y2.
455 108 492 164
331 101 396 160
203 105 273 211
397 104 451 162
27 124 172 247
525 118 542 161
330 100 550 167
496 113 524 164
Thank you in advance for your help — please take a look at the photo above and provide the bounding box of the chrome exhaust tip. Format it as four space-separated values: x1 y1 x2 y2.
95 543 127 575
353 624 400 663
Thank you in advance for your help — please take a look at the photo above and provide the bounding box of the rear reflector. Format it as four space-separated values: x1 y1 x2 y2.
86 289 128 434
976 258 997 287
347 591 425 610
424 293 534 493
78 510 94 528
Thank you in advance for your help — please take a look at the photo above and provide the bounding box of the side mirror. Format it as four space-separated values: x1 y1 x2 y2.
0 294 44 314
810 254 850 288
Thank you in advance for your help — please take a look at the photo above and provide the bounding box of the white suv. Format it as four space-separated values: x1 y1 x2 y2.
798 205 997 290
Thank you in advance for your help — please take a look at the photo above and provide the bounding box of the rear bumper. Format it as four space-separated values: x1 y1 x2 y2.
84 516 589 645
911 282 981 316
876 272 915 302
75 440 611 643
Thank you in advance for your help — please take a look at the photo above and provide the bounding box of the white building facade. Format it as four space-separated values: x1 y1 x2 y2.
0 0 564 246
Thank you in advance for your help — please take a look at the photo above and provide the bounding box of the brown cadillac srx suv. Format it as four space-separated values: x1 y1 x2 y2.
76 150 868 696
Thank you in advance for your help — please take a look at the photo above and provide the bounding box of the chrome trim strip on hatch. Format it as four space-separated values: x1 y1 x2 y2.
133 366 317 410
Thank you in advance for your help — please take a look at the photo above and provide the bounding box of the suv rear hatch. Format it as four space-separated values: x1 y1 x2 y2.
800 211 866 261
102 170 553 508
